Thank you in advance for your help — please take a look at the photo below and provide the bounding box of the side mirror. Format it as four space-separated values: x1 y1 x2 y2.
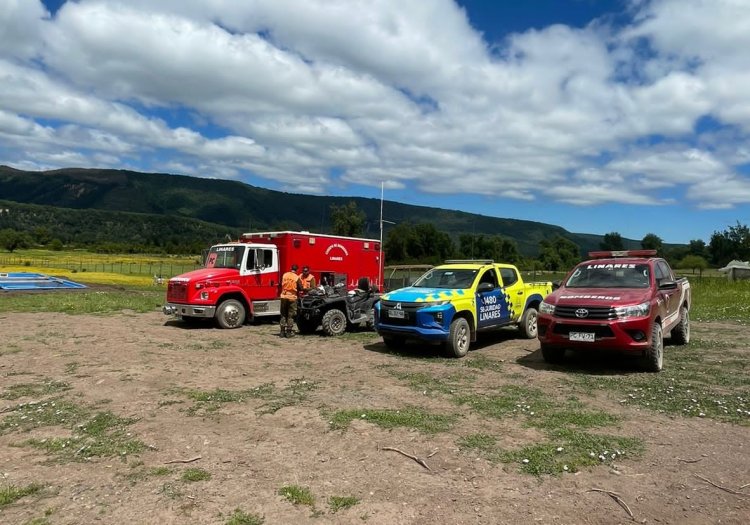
477 282 494 293
658 279 678 290
552 280 562 291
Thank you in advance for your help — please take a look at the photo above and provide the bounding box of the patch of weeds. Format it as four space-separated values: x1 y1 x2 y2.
0 345 22 356
209 340 230 349
329 495 359 513
124 466 172 484
529 409 620 431
258 378 318 415
64 362 79 375
339 331 380 343
386 370 475 396
16 409 146 461
225 508 265 525
182 468 211 482
182 378 317 416
500 429 645 475
160 482 183 499
24 518 52 525
0 482 44 507
278 485 315 506
157 399 184 407
463 353 504 372
573 355 750 425
0 399 87 435
0 379 71 400
0 289 164 315
329 407 456 434
454 384 553 420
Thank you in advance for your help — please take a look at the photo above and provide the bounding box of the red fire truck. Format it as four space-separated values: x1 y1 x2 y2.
163 231 383 328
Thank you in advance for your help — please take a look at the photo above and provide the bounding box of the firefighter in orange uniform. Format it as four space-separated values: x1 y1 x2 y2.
299 266 316 291
279 264 302 338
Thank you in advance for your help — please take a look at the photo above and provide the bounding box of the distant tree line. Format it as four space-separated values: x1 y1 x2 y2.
2 199 748 273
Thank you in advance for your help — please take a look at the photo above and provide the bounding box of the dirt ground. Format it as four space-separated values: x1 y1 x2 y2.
1 311 748 525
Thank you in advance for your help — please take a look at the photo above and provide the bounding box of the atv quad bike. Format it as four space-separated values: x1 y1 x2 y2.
297 277 380 336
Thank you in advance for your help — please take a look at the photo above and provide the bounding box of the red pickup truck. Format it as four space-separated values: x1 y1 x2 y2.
537 250 690 372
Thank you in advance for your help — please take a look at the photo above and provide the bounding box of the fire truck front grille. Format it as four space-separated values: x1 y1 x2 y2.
554 305 616 320
168 282 188 301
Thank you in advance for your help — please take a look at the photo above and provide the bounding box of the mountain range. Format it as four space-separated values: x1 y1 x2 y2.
0 165 645 256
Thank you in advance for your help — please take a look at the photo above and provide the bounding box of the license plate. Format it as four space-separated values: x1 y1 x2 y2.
388 309 405 319
570 332 595 342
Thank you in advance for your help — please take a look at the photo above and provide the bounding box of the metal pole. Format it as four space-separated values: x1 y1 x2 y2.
379 181 384 291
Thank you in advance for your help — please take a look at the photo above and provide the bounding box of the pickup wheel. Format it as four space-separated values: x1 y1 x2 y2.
215 299 246 329
670 306 690 345
519 307 538 339
445 317 470 358
321 309 347 336
383 335 406 349
540 344 566 364
642 322 664 372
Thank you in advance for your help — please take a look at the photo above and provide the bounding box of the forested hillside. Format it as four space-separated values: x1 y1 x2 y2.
0 165 639 256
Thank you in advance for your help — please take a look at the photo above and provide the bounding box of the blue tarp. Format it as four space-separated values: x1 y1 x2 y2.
0 272 87 291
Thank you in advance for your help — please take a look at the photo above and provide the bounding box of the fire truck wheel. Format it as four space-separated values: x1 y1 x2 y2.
519 307 538 339
642 322 663 372
321 309 347 336
215 299 246 329
445 317 470 358
670 306 690 345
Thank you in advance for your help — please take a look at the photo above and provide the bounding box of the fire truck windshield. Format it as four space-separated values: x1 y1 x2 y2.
205 246 245 269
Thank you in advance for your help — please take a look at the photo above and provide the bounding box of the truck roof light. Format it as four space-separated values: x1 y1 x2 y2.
588 250 657 259
444 259 494 265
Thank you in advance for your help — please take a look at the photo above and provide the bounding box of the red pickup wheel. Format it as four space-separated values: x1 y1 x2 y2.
670 306 690 345
642 322 663 372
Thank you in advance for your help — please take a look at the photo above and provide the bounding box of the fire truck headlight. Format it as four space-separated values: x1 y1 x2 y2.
195 282 204 289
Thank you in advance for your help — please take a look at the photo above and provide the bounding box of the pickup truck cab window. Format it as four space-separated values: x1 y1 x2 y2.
500 268 518 286
566 263 651 289
412 269 477 289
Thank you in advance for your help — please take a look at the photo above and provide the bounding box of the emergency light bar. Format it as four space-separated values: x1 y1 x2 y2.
588 250 658 259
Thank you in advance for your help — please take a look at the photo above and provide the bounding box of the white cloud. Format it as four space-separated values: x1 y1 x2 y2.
0 0 750 214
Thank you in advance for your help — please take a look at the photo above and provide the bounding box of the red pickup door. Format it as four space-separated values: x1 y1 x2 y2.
537 250 691 372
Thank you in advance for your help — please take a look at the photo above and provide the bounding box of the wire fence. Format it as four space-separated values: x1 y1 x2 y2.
0 255 201 279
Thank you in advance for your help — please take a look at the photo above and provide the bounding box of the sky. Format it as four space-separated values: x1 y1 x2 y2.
1 0 749 244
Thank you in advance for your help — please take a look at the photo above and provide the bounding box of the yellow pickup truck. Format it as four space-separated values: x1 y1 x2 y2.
374 260 553 357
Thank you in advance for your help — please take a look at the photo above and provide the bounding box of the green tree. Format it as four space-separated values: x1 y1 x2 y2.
600 232 624 251
641 233 663 255
688 239 708 258
0 228 31 252
457 234 521 264
677 255 709 277
330 201 366 237
538 236 581 271
384 222 454 264
709 221 750 266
